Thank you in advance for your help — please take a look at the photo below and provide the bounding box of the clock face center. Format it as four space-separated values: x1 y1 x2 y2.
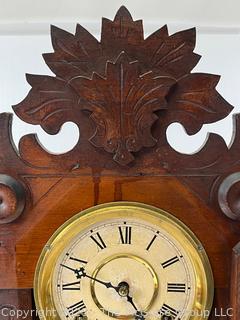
91 254 159 319
117 281 129 297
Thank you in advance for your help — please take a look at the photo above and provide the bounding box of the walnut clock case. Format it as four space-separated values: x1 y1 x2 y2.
0 6 239 320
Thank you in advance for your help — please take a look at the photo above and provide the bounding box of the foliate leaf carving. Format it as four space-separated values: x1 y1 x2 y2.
13 75 79 134
71 52 175 165
101 6 144 47
44 25 103 80
43 6 200 82
12 6 234 167
101 8 200 79
165 73 233 134
144 27 201 79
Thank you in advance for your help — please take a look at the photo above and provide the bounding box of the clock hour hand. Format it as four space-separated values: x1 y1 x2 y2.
126 295 145 319
118 282 145 319
126 293 137 310
127 295 145 319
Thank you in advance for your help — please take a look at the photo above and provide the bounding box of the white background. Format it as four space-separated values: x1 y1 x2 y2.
0 0 240 154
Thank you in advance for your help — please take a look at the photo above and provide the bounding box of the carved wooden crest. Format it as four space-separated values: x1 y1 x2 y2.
13 6 232 166
0 6 239 223
1 7 240 318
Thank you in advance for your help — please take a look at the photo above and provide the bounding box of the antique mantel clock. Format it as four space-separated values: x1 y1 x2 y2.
0 6 240 320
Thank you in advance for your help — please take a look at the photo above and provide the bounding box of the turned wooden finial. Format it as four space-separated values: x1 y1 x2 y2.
0 174 26 224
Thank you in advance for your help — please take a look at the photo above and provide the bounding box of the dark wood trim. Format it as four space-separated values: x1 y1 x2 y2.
230 242 240 319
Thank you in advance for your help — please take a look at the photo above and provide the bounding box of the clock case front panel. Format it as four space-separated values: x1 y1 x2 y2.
0 6 240 320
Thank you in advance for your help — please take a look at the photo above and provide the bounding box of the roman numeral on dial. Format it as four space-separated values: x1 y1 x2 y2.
161 256 179 268
62 281 80 291
119 226 132 244
167 283 186 293
69 257 87 264
67 300 86 315
90 232 107 250
159 304 178 318
146 235 157 250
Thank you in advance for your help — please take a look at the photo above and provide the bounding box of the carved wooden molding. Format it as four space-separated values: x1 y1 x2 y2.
0 6 239 222
13 7 232 167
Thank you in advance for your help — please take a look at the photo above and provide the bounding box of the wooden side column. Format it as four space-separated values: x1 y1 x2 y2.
230 242 240 319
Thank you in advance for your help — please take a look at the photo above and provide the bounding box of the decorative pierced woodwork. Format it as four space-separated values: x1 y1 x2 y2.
10 6 238 221
13 7 232 169
0 6 239 319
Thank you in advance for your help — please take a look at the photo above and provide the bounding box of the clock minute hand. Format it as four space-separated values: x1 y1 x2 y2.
83 273 118 290
61 265 145 318
76 267 119 291
60 264 78 273
60 265 118 291
126 294 145 319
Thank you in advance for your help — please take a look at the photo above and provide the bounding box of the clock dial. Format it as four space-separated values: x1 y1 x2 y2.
34 202 214 320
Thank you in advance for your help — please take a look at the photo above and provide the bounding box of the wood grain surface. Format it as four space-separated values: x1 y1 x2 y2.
0 6 239 320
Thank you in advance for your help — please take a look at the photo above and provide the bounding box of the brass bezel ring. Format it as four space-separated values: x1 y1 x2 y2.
34 201 214 320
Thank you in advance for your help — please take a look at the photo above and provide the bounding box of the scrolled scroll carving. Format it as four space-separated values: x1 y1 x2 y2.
218 172 240 220
0 175 26 224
